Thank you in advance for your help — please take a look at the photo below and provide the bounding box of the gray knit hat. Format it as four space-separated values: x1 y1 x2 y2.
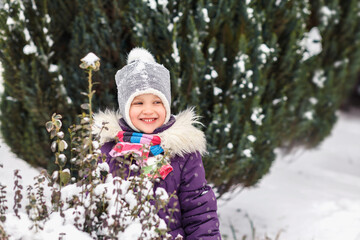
115 48 171 131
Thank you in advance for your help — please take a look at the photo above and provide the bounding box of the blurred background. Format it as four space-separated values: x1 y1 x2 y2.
0 1 360 238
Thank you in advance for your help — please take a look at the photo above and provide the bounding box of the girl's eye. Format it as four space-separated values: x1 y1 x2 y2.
154 101 162 104
133 102 142 105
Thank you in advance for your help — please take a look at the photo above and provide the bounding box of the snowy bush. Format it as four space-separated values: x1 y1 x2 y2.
0 54 176 239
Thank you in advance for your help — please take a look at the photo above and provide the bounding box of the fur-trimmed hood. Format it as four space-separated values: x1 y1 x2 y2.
93 108 207 157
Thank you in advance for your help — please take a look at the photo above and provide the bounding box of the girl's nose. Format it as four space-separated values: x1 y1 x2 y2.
142 106 154 114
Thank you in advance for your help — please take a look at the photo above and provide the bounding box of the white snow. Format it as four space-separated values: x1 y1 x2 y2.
303 110 314 120
272 98 282 105
171 41 180 63
4 212 92 240
173 16 180 23
6 17 15 26
243 149 252 158
157 0 168 8
312 69 326 88
258 44 275 65
0 141 41 209
0 63 3 95
118 222 142 240
80 52 100 67
214 87 223 96
92 140 100 150
211 69 218 78
202 8 210 23
258 44 273 54
309 97 318 105
48 64 58 73
251 107 265 126
24 28 31 41
58 153 67 162
66 96 73 104
155 187 169 201
247 7 254 19
234 53 249 72
219 109 360 240
144 0 168 10
224 123 231 132
246 70 253 78
299 27 322 61
334 58 349 68
23 42 38 55
147 0 157 10
167 23 174 32
320 6 337 26
31 0 37 10
247 135 256 142
57 131 64 138
5 96 17 102
45 14 51 24
46 35 54 47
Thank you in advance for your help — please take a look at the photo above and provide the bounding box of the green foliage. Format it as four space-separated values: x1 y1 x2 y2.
1 0 360 195
0 0 73 169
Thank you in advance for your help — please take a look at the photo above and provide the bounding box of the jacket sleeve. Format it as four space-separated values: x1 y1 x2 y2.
178 152 221 240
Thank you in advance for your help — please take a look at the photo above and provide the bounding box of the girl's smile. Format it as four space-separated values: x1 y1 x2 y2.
129 94 166 133
142 118 156 122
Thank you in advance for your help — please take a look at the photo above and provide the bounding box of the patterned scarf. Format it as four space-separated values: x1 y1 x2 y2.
109 131 173 180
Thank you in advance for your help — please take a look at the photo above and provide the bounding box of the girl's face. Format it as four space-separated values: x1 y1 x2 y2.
129 94 166 133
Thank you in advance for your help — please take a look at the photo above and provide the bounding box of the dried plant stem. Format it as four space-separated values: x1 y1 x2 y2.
0 184 8 223
13 170 23 219
87 68 93 154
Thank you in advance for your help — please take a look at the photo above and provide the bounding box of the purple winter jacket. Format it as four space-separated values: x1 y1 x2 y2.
94 109 221 239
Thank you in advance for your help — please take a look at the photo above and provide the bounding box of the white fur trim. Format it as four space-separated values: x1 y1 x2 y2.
124 89 171 131
158 108 207 157
92 109 122 143
93 108 206 157
127 47 155 64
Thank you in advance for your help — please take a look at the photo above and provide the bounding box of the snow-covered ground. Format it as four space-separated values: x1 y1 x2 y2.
0 140 43 209
218 109 360 240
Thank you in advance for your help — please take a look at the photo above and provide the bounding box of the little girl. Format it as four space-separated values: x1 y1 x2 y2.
94 48 221 239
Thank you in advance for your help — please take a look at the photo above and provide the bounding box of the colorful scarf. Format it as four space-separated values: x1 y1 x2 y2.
109 131 173 180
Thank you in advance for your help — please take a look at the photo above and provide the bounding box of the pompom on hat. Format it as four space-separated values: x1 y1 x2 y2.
115 48 171 132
